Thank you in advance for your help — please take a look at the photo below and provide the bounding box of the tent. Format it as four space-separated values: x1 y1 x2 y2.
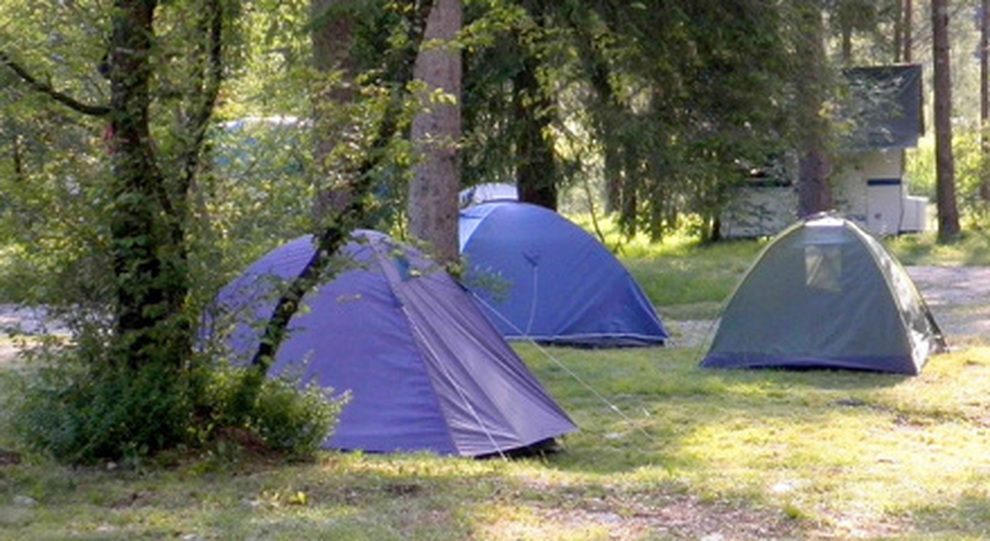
459 201 667 347
701 215 946 374
459 183 518 208
206 231 576 457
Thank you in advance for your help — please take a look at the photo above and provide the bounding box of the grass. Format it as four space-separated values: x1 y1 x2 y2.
0 225 989 539
886 231 990 266
3 345 990 539
569 215 767 320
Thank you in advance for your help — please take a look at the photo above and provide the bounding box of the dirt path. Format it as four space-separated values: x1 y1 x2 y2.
906 266 990 342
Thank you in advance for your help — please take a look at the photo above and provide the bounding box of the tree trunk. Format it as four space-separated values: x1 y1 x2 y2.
311 0 358 219
932 0 960 240
840 25 853 65
248 2 431 375
513 52 558 211
513 1 558 210
408 0 462 264
903 0 913 63
795 3 833 218
893 0 903 62
108 0 190 368
980 0 990 202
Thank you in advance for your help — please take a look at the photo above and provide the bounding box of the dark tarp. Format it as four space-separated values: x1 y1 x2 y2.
841 64 923 151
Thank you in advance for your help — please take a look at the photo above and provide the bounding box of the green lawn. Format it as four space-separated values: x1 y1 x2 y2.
0 229 989 540
2 345 990 539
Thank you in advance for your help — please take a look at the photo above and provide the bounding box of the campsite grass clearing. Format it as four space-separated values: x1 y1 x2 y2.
0 233 989 539
2 344 990 539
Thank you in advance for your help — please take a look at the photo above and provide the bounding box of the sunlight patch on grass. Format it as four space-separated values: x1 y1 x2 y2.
470 502 615 541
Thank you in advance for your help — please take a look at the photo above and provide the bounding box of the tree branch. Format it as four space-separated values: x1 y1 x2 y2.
0 50 111 117
175 0 225 211
248 0 433 371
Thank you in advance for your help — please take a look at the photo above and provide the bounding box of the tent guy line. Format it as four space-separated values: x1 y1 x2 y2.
468 289 664 448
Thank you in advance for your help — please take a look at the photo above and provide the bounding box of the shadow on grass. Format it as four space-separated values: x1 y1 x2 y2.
909 489 990 537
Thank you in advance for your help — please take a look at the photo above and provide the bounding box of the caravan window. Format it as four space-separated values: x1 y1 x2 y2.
805 245 841 292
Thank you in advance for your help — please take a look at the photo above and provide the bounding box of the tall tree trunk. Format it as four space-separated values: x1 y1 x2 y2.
311 0 358 220
840 25 853 65
108 0 191 368
903 0 913 63
981 0 990 202
893 0 903 62
513 53 558 210
408 0 462 263
795 3 833 218
932 0 960 240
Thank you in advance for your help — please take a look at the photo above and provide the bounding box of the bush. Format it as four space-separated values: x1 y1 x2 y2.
199 363 347 460
10 347 346 465
249 375 347 457
12 354 193 464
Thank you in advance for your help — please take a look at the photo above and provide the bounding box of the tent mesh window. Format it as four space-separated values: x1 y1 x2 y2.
804 244 842 292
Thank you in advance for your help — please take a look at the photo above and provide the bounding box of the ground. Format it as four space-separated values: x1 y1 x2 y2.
907 266 990 341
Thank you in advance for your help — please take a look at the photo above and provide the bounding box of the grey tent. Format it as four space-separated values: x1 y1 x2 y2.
701 215 945 375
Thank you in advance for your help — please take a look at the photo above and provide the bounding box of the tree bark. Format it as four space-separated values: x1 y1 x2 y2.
248 2 433 374
407 0 462 264
794 3 833 218
513 52 558 210
980 0 990 202
903 0 913 63
932 0 960 241
574 21 620 214
311 0 358 219
107 0 189 368
513 0 558 210
893 0 903 62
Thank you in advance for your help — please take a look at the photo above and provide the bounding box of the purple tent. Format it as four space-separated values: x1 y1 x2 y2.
205 231 576 457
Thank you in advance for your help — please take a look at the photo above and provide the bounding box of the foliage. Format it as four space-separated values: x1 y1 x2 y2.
0 0 361 464
942 129 990 230
243 374 345 457
199 363 347 459
11 352 195 464
907 130 990 232
885 230 990 267
8 345 345 463
459 0 796 240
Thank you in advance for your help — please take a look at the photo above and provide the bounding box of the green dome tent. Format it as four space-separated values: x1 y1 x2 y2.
701 215 946 375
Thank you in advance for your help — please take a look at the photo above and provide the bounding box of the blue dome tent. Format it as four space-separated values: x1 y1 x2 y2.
459 201 667 347
204 231 576 457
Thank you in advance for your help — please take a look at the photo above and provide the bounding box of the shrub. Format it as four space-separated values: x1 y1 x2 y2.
12 353 193 464
248 375 347 458
10 346 346 465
